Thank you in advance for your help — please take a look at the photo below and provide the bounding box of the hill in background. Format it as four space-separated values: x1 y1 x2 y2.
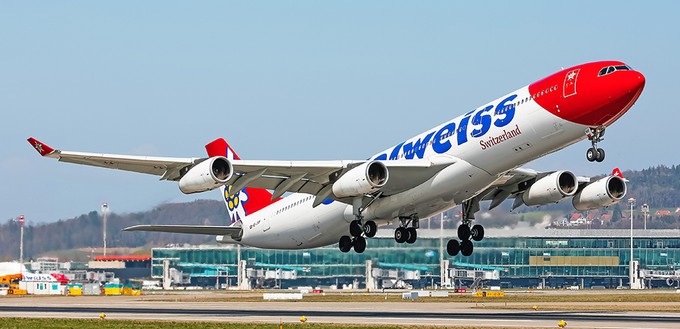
0 200 226 261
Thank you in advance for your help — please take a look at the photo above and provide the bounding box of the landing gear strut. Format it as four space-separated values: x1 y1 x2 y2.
585 127 606 162
446 198 484 257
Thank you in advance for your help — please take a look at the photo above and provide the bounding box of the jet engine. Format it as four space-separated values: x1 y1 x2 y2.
572 175 627 211
522 171 578 206
332 161 389 198
178 156 233 194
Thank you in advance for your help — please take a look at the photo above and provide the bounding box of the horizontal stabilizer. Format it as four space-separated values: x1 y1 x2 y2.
123 225 242 239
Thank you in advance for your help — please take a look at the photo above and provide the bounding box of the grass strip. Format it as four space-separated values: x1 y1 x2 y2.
0 318 549 329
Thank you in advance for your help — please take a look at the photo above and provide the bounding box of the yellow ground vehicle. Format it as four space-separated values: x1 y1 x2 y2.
66 283 83 296
0 274 27 295
103 283 122 296
122 284 141 296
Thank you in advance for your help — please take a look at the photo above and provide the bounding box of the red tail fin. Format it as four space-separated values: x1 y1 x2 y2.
205 138 278 223
27 137 55 156
612 167 624 178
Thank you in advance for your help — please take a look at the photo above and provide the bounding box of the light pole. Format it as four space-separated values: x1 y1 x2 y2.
628 197 635 289
102 203 109 256
18 215 25 268
439 212 444 287
641 204 649 230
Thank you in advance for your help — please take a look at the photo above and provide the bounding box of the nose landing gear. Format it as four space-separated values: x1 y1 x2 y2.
585 127 606 162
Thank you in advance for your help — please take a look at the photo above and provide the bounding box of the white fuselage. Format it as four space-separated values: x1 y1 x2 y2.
236 84 587 249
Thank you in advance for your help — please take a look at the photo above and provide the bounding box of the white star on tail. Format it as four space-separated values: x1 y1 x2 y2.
34 142 44 153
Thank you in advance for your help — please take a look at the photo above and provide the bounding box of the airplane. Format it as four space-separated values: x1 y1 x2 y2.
28 60 645 256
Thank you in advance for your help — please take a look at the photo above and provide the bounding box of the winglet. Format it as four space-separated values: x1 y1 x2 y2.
27 137 55 156
612 167 624 178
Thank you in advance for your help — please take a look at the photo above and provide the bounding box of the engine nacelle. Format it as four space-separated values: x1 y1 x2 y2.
522 171 578 206
178 156 233 194
332 161 389 198
572 175 627 211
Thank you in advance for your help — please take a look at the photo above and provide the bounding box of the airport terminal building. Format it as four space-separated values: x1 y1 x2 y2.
151 228 680 289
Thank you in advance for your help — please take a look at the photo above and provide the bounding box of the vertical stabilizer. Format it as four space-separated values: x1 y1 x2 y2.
205 138 278 224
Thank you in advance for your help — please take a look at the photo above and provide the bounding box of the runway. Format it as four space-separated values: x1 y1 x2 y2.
1 295 679 328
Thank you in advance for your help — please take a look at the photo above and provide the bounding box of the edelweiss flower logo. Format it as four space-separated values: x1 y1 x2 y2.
224 185 249 223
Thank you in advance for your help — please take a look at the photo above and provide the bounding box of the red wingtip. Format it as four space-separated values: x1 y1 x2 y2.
612 167 624 178
27 137 54 156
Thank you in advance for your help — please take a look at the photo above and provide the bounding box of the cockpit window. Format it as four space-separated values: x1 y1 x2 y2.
598 65 632 77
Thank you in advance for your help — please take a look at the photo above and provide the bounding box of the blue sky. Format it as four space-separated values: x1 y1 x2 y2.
1 1 678 223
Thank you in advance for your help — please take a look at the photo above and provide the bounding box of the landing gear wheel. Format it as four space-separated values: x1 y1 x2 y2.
406 227 417 244
586 147 598 162
349 220 363 237
457 224 471 241
596 148 605 162
363 220 377 238
460 239 474 256
394 227 407 243
471 224 485 241
339 235 352 253
446 239 460 256
353 236 366 253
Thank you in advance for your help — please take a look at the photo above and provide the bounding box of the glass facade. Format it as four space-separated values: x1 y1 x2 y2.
151 229 680 288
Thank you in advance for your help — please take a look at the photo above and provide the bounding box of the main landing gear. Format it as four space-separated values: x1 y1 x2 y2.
585 127 606 162
339 235 366 253
339 195 380 254
394 215 419 244
339 218 377 254
446 199 485 257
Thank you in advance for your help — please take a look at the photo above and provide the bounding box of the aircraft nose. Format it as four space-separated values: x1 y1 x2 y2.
632 71 646 94
615 70 645 96
617 70 645 105
534 62 645 127
595 70 646 126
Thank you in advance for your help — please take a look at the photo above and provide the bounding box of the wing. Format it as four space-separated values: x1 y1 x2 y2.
478 168 590 210
230 155 457 203
28 137 196 181
28 138 457 205
123 224 242 237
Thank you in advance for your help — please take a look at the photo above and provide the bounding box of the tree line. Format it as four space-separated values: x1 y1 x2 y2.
0 200 226 260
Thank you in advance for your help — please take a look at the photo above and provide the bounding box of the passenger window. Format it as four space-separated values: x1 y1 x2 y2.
607 66 615 74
